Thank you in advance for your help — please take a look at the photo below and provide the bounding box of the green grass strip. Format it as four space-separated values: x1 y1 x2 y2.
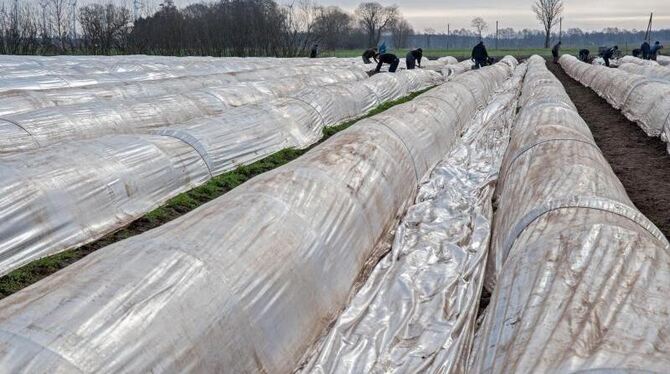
0 86 434 299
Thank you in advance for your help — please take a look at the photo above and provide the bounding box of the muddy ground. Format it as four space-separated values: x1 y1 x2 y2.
547 61 670 238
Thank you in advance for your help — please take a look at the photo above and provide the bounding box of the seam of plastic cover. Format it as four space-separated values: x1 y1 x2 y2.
502 196 670 259
0 117 40 147
285 96 327 128
502 138 599 183
366 119 420 183
152 130 214 178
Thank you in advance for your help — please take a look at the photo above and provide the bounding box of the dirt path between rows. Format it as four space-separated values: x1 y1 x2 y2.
546 61 670 239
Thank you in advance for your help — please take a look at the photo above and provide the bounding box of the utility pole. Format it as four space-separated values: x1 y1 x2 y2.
644 13 653 42
12 0 19 31
495 20 499 50
447 23 450 50
559 17 562 42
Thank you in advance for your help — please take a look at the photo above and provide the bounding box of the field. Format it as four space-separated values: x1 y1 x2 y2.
0 52 668 371
325 47 587 58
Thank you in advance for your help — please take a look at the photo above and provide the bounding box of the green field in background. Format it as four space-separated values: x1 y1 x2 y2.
322 48 586 59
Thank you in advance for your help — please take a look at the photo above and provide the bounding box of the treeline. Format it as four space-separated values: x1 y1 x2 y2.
398 27 670 50
0 0 414 56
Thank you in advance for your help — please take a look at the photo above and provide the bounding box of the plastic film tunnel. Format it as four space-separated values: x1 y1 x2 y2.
0 68 445 277
0 58 519 373
560 54 670 151
470 55 670 373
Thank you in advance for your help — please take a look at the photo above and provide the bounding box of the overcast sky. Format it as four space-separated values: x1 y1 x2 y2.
299 0 668 32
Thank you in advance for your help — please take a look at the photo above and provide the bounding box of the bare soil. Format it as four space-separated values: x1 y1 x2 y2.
547 61 670 239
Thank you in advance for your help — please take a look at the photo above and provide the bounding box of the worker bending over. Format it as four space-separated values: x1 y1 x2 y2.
375 53 400 73
650 41 664 60
603 45 617 67
362 48 378 64
579 49 590 62
405 48 423 70
471 41 489 69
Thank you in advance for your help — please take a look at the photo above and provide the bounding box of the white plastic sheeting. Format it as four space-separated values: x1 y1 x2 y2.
470 55 670 372
299 63 525 374
619 55 660 66
0 68 368 117
658 55 670 66
0 58 518 373
618 62 670 81
441 60 474 78
560 54 670 148
0 68 444 277
0 69 368 152
0 56 367 92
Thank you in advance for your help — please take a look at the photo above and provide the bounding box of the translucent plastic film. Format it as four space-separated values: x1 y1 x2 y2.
0 69 444 277
560 54 670 141
470 55 670 373
0 57 517 374
0 56 368 92
0 69 368 153
299 63 524 374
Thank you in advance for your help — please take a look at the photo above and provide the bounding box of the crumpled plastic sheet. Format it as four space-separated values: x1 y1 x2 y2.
658 55 670 66
470 55 670 373
0 59 364 93
0 57 517 374
560 54 670 145
298 63 525 374
0 68 446 277
0 69 368 153
0 67 368 117
438 56 459 65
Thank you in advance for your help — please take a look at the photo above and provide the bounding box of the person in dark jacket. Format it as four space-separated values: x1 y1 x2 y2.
552 41 561 63
641 41 651 59
310 44 319 58
579 49 590 62
375 53 400 73
362 48 378 64
471 41 489 69
650 41 664 60
603 45 617 67
405 48 423 70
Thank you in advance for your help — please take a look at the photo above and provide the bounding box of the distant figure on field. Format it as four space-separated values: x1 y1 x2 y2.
641 41 651 59
310 44 319 58
362 48 378 64
405 48 423 70
378 41 387 54
471 41 489 69
603 45 618 67
578 49 590 62
650 41 664 60
375 53 400 73
552 41 562 63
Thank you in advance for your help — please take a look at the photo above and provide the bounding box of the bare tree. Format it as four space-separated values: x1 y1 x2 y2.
471 17 487 39
533 0 563 48
282 0 319 56
313 6 353 51
355 2 398 47
79 3 131 54
50 0 70 50
390 17 413 49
